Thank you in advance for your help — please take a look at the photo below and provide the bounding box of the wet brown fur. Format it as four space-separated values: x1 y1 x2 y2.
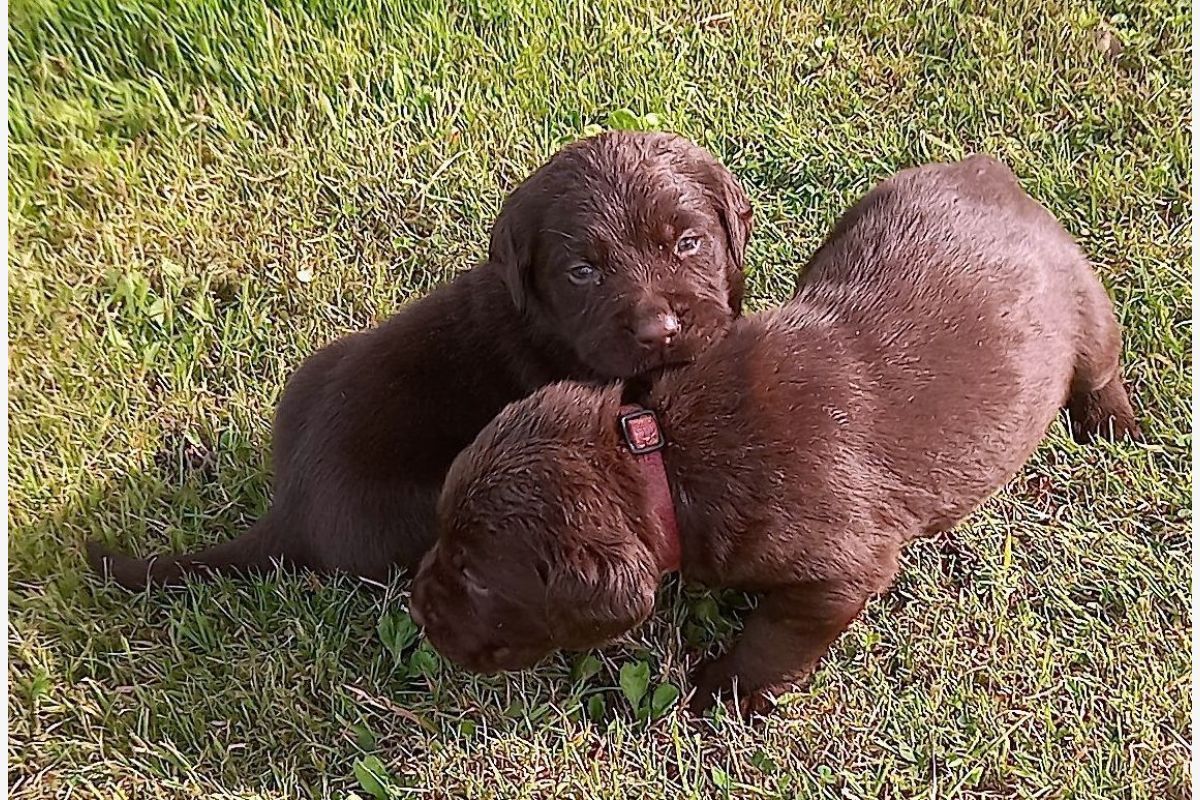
411 155 1142 714
87 131 753 588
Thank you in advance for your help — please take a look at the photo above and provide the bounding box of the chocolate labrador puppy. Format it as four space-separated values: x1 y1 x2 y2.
410 155 1141 713
87 131 753 587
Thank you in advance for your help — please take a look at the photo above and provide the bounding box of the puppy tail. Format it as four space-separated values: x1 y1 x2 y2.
85 514 296 590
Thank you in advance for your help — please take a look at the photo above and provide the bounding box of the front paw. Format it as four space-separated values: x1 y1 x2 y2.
688 658 729 714
688 658 774 717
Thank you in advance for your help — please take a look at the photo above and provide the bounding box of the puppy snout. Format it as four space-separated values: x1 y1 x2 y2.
635 311 681 348
409 599 426 628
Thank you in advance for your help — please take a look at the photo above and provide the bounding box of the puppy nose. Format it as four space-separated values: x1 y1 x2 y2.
635 312 680 348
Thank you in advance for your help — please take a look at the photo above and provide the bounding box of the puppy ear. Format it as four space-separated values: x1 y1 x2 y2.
545 542 658 647
489 193 536 315
704 163 754 316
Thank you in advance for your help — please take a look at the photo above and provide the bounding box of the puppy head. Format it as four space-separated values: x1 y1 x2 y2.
411 383 659 673
489 131 753 378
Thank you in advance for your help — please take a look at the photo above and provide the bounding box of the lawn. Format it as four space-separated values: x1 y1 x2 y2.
7 0 1191 797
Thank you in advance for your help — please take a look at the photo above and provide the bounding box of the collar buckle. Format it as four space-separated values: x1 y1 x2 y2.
618 408 665 455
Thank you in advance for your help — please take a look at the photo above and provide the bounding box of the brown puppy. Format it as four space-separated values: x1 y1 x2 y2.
87 131 753 587
410 155 1141 713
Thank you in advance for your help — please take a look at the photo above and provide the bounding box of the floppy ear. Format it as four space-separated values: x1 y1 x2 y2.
488 192 537 314
545 541 658 647
704 163 754 316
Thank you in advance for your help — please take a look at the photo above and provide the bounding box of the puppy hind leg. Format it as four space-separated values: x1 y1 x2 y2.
1067 378 1142 444
688 581 868 716
1065 270 1142 444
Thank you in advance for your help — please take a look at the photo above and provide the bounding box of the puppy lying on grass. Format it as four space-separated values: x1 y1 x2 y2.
87 131 752 587
410 155 1142 714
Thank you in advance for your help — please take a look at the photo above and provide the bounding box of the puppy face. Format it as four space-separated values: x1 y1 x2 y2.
410 384 659 673
490 132 753 378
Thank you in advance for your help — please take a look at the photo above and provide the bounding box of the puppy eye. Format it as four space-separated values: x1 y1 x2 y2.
675 234 702 255
566 263 601 286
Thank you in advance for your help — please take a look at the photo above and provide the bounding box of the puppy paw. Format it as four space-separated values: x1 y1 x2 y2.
687 659 729 715
1067 382 1143 444
688 659 774 717
1070 409 1143 444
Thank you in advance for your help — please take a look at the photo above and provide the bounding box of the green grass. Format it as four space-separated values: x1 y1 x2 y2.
7 0 1190 797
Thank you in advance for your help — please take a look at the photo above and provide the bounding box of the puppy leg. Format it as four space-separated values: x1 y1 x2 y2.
689 581 868 715
1067 377 1141 444
1065 269 1142 443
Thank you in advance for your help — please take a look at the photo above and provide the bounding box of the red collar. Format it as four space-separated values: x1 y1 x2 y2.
617 404 681 574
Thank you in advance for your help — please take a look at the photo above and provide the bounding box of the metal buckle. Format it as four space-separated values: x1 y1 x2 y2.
619 409 665 455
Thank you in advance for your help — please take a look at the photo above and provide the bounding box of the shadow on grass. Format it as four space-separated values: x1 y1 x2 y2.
10 435 759 794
